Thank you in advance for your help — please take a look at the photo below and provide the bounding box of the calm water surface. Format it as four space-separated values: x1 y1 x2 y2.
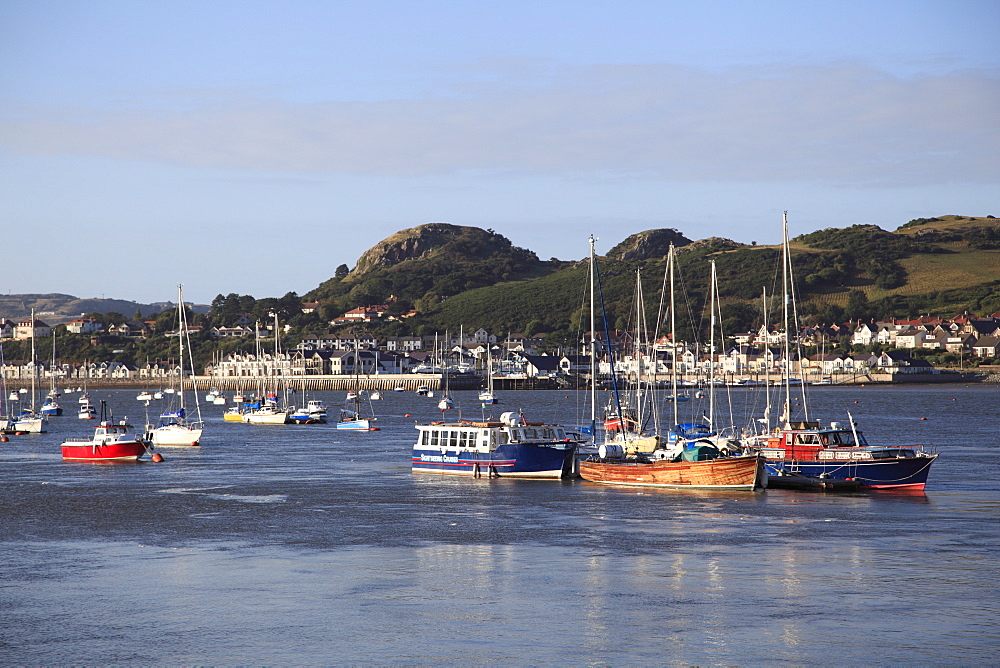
1 385 998 665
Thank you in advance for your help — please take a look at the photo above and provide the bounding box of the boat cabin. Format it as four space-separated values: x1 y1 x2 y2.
416 412 575 454
762 421 871 461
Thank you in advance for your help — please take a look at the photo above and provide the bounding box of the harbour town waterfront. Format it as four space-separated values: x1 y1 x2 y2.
1 384 997 664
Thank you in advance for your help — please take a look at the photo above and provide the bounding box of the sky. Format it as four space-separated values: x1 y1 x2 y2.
1 0 998 305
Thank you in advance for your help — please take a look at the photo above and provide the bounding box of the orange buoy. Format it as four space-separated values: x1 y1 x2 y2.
854 400 859 404
404 413 411 417
920 417 927 421
0 435 7 442
151 452 164 462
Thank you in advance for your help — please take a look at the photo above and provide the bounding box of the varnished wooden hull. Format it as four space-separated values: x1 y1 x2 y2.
579 454 766 490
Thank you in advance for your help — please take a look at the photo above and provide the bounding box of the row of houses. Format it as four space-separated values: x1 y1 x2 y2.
850 315 1000 358
1 359 184 381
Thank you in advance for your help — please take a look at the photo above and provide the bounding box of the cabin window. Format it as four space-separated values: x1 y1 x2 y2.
524 428 537 440
496 431 509 446
793 434 821 445
429 431 439 447
541 429 554 440
461 431 473 448
450 431 459 448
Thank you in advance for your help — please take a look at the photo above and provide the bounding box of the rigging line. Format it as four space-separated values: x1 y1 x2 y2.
594 249 624 426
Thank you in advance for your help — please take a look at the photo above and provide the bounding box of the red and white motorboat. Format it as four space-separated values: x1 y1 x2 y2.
61 419 150 462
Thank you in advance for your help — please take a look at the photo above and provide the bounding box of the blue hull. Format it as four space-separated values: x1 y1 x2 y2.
412 442 575 478
764 455 937 489
41 407 62 416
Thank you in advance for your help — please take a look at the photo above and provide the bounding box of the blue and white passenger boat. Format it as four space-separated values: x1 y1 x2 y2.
412 411 581 478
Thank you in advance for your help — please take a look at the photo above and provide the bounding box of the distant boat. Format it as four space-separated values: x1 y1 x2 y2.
78 402 97 420
136 391 153 401
146 285 205 447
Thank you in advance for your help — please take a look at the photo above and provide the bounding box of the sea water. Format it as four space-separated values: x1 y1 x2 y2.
1 385 998 664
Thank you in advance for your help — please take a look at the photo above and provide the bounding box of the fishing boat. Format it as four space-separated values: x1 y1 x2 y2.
61 403 150 462
744 213 938 490
146 286 205 447
412 411 581 478
78 401 97 420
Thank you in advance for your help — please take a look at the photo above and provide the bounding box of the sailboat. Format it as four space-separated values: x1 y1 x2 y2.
478 345 498 404
0 343 14 433
145 286 205 446
242 315 290 424
746 213 938 490
336 349 378 430
578 238 765 490
12 310 46 433
40 331 63 416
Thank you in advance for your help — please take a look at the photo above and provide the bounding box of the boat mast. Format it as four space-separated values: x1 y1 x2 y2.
30 308 37 414
709 259 716 428
177 285 186 415
588 235 597 444
669 244 678 427
781 212 792 428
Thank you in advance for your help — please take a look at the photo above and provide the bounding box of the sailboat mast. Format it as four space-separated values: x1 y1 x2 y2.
177 285 185 413
762 286 771 433
669 245 678 427
709 259 716 428
588 235 597 444
782 211 792 427
30 308 37 412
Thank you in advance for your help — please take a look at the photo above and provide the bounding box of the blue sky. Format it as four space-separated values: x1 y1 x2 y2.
2 0 997 305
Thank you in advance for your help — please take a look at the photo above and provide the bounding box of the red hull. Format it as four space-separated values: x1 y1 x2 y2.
61 441 146 462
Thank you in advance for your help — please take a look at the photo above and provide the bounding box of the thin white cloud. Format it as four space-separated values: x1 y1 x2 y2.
1 62 997 185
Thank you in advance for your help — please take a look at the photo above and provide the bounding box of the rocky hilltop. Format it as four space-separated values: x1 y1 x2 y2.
348 223 537 280
606 228 693 261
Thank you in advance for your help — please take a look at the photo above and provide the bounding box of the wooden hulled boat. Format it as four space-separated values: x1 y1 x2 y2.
579 449 766 490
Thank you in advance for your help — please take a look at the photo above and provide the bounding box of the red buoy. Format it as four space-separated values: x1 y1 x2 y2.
0 435 7 442
404 413 411 417
151 452 164 462
920 417 927 421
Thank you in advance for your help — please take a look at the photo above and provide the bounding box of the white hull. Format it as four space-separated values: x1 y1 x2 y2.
336 419 375 430
242 410 289 424
13 417 46 433
149 424 203 447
